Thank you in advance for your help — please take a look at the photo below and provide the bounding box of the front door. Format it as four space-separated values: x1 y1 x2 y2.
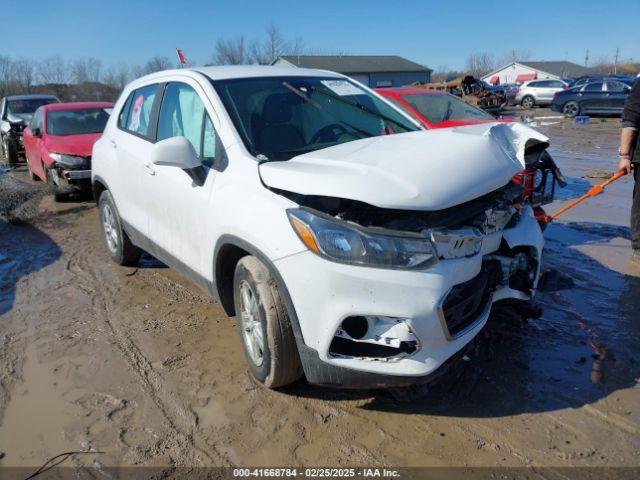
604 81 631 113
145 80 223 279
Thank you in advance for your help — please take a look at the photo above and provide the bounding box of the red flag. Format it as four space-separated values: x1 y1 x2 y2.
176 49 188 66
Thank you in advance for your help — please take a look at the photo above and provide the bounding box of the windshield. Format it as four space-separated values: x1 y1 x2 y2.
7 98 57 115
46 108 111 136
400 93 494 124
212 76 419 160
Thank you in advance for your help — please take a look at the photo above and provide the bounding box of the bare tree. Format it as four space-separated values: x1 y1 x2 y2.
37 55 70 85
12 59 36 91
212 37 248 65
132 56 173 77
71 57 102 83
103 62 132 91
465 52 496 76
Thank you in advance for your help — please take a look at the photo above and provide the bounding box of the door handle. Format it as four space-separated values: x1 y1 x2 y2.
109 139 117 149
144 163 155 176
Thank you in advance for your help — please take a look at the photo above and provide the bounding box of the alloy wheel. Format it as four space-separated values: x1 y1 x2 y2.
239 280 265 366
102 204 119 253
563 102 579 117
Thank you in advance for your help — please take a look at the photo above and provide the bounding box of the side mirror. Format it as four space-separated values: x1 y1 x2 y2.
32 127 42 137
151 136 201 169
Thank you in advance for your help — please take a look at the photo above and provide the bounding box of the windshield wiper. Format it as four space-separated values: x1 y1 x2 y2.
309 86 417 132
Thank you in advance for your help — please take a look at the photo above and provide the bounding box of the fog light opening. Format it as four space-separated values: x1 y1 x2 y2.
341 316 368 339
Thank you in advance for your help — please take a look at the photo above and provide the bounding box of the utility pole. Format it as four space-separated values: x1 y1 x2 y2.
614 48 620 74
584 49 590 67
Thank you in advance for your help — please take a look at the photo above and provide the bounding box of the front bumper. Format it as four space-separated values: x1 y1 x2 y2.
275 207 544 387
48 167 92 191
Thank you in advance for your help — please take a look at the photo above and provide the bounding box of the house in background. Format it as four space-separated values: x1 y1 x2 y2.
272 55 432 87
482 61 595 85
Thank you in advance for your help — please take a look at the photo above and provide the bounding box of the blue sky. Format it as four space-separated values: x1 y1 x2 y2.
4 0 640 70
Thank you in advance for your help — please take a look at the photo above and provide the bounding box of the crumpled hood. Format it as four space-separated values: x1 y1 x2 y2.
259 122 549 211
7 113 31 124
45 133 102 157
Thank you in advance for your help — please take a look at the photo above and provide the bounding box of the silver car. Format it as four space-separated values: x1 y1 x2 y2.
515 79 568 108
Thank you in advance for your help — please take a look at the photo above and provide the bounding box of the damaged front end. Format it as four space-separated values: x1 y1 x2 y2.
264 123 547 385
47 153 92 193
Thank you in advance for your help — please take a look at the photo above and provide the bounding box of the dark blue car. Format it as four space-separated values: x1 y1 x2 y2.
550 79 632 117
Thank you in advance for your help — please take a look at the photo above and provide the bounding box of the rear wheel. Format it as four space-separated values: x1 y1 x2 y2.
562 101 580 118
98 190 141 265
521 95 535 109
233 256 302 388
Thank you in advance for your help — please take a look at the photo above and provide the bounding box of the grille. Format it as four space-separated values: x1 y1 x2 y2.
441 265 496 338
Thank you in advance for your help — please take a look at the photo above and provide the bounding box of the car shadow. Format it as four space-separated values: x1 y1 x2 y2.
0 219 62 316
281 221 640 418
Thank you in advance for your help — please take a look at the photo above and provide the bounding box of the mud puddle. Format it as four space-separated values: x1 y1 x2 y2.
1 117 639 471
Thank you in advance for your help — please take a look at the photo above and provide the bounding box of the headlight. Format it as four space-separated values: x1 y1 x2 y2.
49 153 89 169
287 208 438 270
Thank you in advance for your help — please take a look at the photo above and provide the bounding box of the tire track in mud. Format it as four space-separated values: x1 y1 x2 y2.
63 244 232 466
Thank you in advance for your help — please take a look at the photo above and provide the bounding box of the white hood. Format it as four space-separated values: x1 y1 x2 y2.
259 122 549 211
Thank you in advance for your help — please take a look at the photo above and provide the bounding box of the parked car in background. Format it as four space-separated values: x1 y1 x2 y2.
499 83 519 105
376 87 498 129
0 94 60 165
570 74 635 88
23 102 113 200
92 66 548 389
377 87 565 224
515 79 568 108
551 79 631 117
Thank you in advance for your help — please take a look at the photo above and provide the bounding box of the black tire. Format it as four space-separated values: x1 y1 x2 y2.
233 256 302 388
4 138 19 166
562 101 580 118
521 95 535 109
98 190 141 266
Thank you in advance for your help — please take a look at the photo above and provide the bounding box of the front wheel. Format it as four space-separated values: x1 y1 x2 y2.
233 256 302 388
2 137 19 166
562 101 580 118
98 190 141 265
521 95 535 109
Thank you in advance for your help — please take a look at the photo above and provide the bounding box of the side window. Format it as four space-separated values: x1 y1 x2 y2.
606 81 628 93
527 81 540 88
29 109 42 130
118 93 133 129
126 84 159 138
201 114 217 167
583 82 604 92
551 81 566 88
157 82 206 155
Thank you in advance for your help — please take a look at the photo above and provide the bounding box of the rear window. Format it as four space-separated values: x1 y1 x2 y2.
7 98 58 115
121 84 159 139
46 108 111 136
400 93 494 124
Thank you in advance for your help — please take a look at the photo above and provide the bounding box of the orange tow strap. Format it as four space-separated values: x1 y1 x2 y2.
544 169 628 223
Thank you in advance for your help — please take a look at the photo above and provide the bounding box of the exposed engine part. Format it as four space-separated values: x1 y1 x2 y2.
430 227 484 259
487 245 539 296
330 316 420 361
276 182 523 233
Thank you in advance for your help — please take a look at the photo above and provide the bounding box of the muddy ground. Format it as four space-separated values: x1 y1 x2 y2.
0 108 639 474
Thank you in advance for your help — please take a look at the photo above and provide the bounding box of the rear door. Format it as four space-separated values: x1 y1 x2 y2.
604 81 631 113
578 82 605 112
109 83 162 242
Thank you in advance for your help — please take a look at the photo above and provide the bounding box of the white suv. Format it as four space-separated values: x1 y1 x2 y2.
92 66 546 388
516 79 568 108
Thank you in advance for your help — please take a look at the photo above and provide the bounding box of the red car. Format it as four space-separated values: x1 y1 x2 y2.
23 102 113 200
376 88 565 225
376 87 502 129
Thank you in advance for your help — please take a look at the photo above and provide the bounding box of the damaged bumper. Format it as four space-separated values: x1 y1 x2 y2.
275 206 543 388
